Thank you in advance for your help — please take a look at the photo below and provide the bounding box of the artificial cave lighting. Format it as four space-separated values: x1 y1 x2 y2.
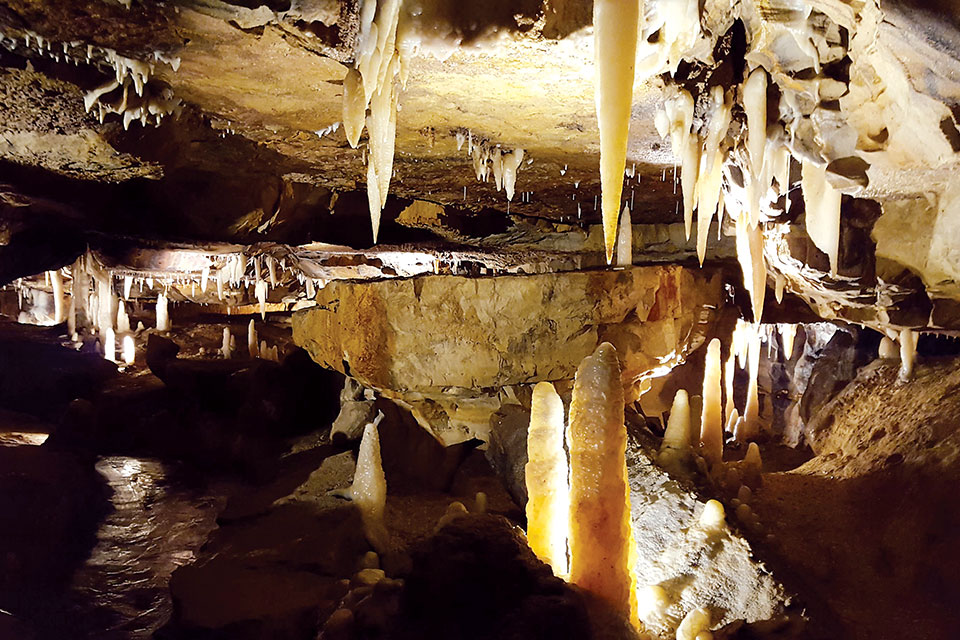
1 1 959 639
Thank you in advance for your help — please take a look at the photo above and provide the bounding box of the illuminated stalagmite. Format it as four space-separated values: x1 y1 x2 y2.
593 0 639 263
700 338 723 465
349 412 389 552
525 381 570 577
568 343 638 624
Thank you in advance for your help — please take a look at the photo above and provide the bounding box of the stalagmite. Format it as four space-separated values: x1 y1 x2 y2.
660 389 692 453
121 334 135 365
568 343 638 624
699 499 726 532
221 327 233 359
104 327 116 361
676 606 713 640
524 382 570 577
616 204 632 268
743 442 762 487
117 301 130 334
724 345 736 423
49 270 65 324
700 338 723 465
801 160 842 277
155 292 169 332
879 335 898 359
247 319 258 358
899 328 918 380
594 0 639 263
351 412 389 552
260 340 268 359
741 326 761 441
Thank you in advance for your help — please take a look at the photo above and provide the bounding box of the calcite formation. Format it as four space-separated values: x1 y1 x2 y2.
567 343 637 625
524 381 569 577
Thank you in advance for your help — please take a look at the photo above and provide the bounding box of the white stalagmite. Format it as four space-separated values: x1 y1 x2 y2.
351 412 389 552
524 382 570 577
735 211 767 322
661 389 692 452
700 338 723 465
121 334 135 365
117 301 130 334
879 335 898 359
899 328 918 380
779 324 797 360
104 327 116 361
248 319 258 358
594 0 639 263
801 160 842 277
502 148 525 202
568 343 638 625
742 325 762 441
49 270 65 324
155 292 170 332
221 327 233 359
616 204 633 268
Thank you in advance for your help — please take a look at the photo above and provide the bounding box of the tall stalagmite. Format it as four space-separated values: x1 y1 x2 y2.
568 343 637 624
594 0 639 263
525 381 570 577
700 338 723 465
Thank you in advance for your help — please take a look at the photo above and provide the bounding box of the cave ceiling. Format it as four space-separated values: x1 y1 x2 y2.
2 1 960 331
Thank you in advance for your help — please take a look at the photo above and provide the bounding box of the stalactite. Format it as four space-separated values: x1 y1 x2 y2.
255 279 268 319
801 160 842 277
695 86 731 265
594 0 639 264
524 381 570 577
123 275 133 300
700 338 723 465
616 204 633 268
568 343 638 625
779 324 797 360
502 148 524 202
735 211 767 322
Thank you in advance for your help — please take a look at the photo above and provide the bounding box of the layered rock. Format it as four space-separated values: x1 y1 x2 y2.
293 265 724 443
